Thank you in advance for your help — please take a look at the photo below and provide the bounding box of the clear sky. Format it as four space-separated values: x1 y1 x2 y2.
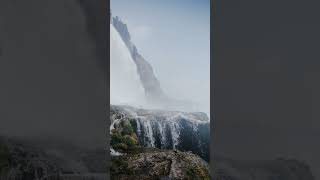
111 0 210 113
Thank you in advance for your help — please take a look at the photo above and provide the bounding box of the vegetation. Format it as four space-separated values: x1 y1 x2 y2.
111 120 139 153
186 165 210 180
176 150 210 180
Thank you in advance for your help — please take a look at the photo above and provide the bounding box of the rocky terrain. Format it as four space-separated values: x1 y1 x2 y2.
110 105 211 179
111 148 209 180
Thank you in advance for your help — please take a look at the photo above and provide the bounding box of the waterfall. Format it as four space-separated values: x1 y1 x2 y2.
110 105 210 160
132 111 208 151
110 24 146 107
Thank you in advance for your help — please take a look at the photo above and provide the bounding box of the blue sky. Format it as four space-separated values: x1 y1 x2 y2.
111 0 210 113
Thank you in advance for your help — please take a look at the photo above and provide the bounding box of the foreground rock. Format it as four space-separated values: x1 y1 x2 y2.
111 148 210 180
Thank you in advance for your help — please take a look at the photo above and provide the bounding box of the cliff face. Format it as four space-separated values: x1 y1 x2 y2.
110 105 210 161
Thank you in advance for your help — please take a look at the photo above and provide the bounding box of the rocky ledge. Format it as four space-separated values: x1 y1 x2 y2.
111 148 210 180
110 105 210 161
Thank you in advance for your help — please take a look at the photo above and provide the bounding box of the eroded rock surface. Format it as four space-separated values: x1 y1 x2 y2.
111 149 210 180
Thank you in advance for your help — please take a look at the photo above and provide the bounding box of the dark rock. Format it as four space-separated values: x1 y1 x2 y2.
111 148 210 180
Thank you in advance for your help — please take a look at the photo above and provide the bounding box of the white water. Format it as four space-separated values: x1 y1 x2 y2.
128 108 209 150
110 18 210 156
135 116 179 149
110 24 146 107
110 148 123 156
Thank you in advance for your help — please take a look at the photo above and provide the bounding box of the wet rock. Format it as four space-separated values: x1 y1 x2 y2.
111 148 210 180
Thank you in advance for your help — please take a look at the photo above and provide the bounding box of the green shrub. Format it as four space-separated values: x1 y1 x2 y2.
121 122 134 135
111 132 123 146
113 143 128 151
111 119 140 153
123 135 137 147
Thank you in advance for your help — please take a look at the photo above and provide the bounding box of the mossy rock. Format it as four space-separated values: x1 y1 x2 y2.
123 135 138 146
186 165 210 180
111 117 140 153
113 143 128 151
111 132 123 146
121 121 134 136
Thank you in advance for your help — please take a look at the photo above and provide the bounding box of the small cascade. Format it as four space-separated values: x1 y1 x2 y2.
110 105 210 160
137 117 155 147
110 148 123 156
137 118 181 149
133 114 203 150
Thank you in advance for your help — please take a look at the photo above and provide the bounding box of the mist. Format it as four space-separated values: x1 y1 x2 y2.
0 0 107 148
110 24 147 107
111 0 210 115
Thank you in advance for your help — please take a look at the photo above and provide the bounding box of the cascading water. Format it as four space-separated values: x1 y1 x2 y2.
110 16 210 161
133 112 206 150
110 24 146 107
110 105 210 160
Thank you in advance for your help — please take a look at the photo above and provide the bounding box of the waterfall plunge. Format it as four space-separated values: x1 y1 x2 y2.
110 24 146 107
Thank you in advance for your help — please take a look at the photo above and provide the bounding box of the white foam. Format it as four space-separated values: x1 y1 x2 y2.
110 24 146 107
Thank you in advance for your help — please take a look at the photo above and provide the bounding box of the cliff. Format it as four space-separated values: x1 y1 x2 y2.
110 105 210 161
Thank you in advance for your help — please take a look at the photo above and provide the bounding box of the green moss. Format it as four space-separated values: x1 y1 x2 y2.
186 165 210 180
111 132 122 145
123 135 137 146
121 121 134 136
111 121 139 153
113 143 128 151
